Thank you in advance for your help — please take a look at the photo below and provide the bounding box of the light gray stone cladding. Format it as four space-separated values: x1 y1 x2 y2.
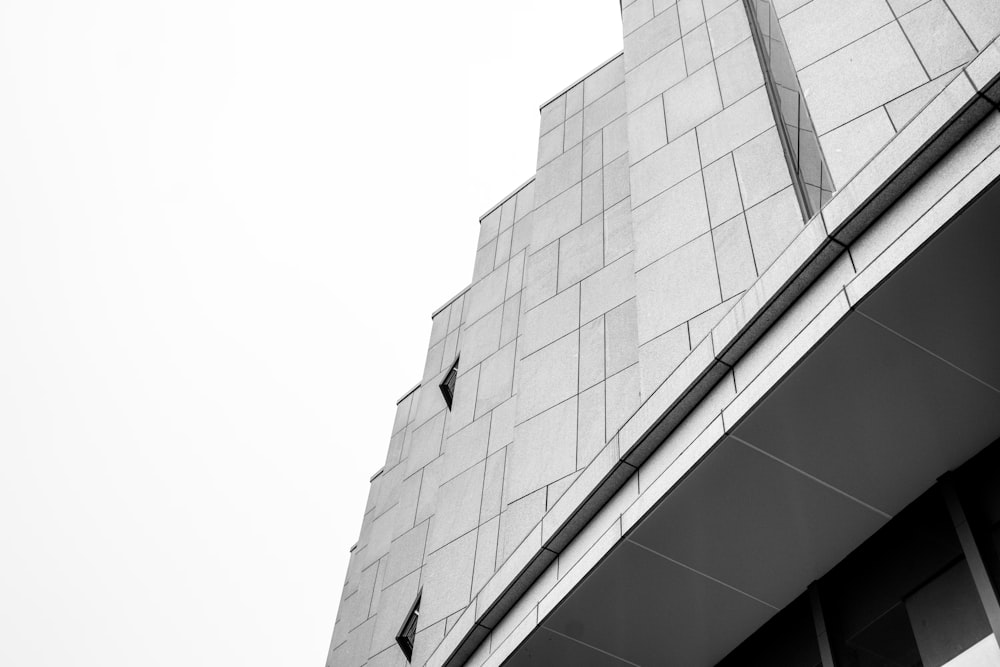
327 2 1000 665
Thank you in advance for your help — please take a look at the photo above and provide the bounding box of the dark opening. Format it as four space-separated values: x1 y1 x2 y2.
440 358 459 410
396 592 421 662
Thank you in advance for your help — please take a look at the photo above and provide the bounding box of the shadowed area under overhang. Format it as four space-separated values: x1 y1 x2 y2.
503 178 1000 666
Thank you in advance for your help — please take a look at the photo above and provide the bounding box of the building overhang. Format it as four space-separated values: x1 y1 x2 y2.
505 168 1000 665
428 39 1000 667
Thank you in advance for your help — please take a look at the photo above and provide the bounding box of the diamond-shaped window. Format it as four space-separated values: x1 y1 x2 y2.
395 591 421 662
440 358 459 410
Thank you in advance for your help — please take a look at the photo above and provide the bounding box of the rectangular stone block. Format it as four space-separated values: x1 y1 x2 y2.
579 314 606 390
603 153 631 208
539 96 565 135
899 0 976 78
479 208 501 249
392 470 422 538
566 82 583 119
584 56 625 106
494 227 513 269
689 292 741 343
522 284 580 357
516 332 579 423
886 69 959 130
664 62 722 140
476 342 515 417
534 143 582 207
603 114 629 164
704 0 737 18
605 298 639 376
426 461 485 554
583 84 626 138
712 214 759 300
424 339 444 381
406 411 445 476
745 185 805 271
582 170 603 223
558 215 604 289
677 0 706 34
515 181 535 221
537 124 564 168
633 172 712 269
500 198 516 233
636 232 722 343
625 40 687 110
440 412 491 488
606 364 640 440
461 305 502 370
532 182 582 250
564 110 584 151
421 530 477 627
733 126 794 208
522 242 558 311
581 252 638 324
506 396 578 504
706 0 751 57
683 23 714 73
630 129 702 206
783 0 895 69
944 0 1000 49
384 521 429 587
625 6 682 71
466 265 507 324
628 94 669 164
716 36 763 106
473 238 497 282
578 381 606 467
639 323 691 399
820 107 896 187
500 294 520 347
703 153 744 227
623 0 655 35
799 22 928 135
604 198 634 264
511 213 533 257
695 85 774 164
488 398 515 455
471 518 500 602
497 489 547 563
481 450 506 522
583 132 603 177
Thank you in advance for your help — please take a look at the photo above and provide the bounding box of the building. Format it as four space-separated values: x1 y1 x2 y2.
328 1 1000 665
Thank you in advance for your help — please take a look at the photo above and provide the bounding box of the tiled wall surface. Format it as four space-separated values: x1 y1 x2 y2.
327 1 1000 665
776 0 994 186
623 0 799 400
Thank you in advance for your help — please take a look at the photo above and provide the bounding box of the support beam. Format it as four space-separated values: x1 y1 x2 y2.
941 474 1000 640
809 582 838 667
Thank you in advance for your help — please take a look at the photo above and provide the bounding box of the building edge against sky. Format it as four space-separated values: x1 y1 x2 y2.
329 1 1000 666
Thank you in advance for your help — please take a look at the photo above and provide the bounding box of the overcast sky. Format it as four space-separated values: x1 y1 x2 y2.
0 2 622 666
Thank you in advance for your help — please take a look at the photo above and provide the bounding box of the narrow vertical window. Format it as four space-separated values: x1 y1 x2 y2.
396 592 421 662
440 358 459 410
745 0 835 218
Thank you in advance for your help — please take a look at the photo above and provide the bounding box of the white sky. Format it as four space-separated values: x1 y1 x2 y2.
0 2 622 665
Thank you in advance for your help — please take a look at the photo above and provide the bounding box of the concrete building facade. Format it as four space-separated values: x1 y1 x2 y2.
328 1 1000 665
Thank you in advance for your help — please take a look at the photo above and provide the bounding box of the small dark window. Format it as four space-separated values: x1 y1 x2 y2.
440 358 459 410
396 591 421 662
